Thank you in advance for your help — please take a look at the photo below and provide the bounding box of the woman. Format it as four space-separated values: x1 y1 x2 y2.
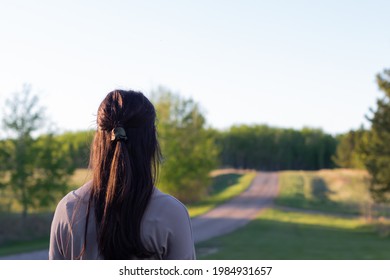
49 90 195 259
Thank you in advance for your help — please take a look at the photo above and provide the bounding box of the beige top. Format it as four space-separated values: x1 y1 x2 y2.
49 181 196 260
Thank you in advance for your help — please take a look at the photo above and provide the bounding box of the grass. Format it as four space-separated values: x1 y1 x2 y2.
187 172 257 217
197 208 390 259
0 237 49 257
0 212 53 257
69 168 92 189
275 169 379 215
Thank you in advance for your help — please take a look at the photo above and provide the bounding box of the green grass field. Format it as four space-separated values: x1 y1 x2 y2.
0 237 49 257
198 169 390 260
275 169 380 215
197 208 390 259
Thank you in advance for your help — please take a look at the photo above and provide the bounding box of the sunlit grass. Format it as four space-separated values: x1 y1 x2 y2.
198 208 390 259
276 169 377 215
187 172 257 217
68 168 92 190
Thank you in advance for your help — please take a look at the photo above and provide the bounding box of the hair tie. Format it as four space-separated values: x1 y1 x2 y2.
111 127 128 141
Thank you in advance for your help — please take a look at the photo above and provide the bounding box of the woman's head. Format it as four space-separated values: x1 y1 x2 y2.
88 90 161 259
93 90 159 170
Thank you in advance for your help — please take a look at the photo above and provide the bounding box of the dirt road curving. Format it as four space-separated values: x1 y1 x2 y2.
1 172 279 260
192 172 279 243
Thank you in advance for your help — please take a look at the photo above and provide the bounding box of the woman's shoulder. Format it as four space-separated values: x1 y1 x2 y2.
149 187 189 214
142 188 195 259
54 181 92 216
143 187 191 228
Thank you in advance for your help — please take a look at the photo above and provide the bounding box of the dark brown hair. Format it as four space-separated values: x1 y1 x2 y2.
85 90 161 259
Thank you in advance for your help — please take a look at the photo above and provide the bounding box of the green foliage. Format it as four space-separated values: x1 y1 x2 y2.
360 69 390 202
218 125 337 170
30 134 75 207
0 85 75 217
55 130 94 168
333 129 367 169
151 87 219 203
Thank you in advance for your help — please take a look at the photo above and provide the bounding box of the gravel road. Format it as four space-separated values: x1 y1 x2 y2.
192 172 279 243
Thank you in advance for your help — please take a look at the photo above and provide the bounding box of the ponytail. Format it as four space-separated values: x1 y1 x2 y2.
83 90 160 259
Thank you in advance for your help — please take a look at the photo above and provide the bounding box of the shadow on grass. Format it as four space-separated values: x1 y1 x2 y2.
277 175 362 215
5 208 387 259
209 174 242 195
188 174 243 210
0 237 49 257
311 176 333 202
196 212 390 260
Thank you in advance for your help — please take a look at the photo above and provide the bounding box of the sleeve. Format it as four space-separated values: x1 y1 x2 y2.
164 201 196 260
49 198 70 260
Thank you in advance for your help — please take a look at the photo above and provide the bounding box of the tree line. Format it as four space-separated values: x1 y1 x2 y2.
217 125 337 170
1 67 390 216
55 125 338 171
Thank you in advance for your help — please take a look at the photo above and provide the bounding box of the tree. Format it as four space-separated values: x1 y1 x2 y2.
55 130 95 168
1 85 75 218
151 87 219 203
217 125 337 171
361 69 390 202
332 129 366 169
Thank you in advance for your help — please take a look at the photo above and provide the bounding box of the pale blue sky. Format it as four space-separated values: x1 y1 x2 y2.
1 0 389 135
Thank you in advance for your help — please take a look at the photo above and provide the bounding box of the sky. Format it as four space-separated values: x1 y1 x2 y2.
0 0 389 135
